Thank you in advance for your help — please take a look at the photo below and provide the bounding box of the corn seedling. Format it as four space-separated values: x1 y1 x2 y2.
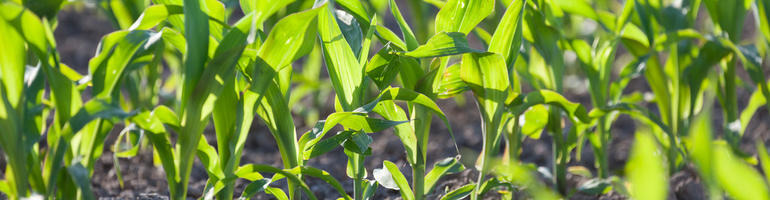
2 0 770 199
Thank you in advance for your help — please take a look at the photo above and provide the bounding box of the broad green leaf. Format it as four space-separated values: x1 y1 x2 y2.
374 161 415 200
257 6 322 70
626 131 668 200
304 131 355 159
129 5 183 30
424 157 465 194
67 162 96 200
713 143 770 200
336 9 364 57
238 179 271 200
389 0 419 50
0 12 30 198
521 6 564 91
757 0 770 43
437 64 469 99
460 52 510 173
366 44 402 89
318 3 365 110
239 0 296 27
740 89 766 134
89 30 163 98
489 0 526 67
440 184 475 200
362 180 378 200
337 0 371 26
234 164 318 200
342 130 373 154
375 25 407 50
176 0 211 198
758 142 770 186
553 0 597 20
371 101 417 163
299 112 406 156
401 32 482 58
255 83 301 168
285 166 353 200
508 90 590 123
434 0 494 34
703 0 750 41
520 104 548 139
197 137 224 180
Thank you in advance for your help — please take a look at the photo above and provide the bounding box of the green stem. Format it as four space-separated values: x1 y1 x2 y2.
723 59 739 147
549 110 567 195
350 152 366 200
597 118 610 179
412 105 432 200
506 116 521 164
413 163 426 200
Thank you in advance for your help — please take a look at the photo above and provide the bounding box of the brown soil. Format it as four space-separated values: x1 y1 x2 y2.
46 4 770 200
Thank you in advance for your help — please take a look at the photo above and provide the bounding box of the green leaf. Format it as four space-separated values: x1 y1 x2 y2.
89 30 163 98
286 166 353 200
239 0 296 27
389 0 419 50
299 112 406 157
740 89 766 134
756 0 770 43
758 142 770 187
238 179 271 200
553 0 597 20
337 0 371 27
366 44 403 89
424 157 465 194
305 131 355 159
520 104 548 139
257 6 322 70
626 131 668 200
460 52 510 173
342 130 373 154
440 184 475 200
374 161 415 200
434 0 494 34
401 32 482 58
128 4 183 30
67 161 96 200
508 90 590 123
488 0 526 67
436 64 469 99
235 164 318 200
713 143 770 200
335 9 364 57
375 25 408 50
703 0 750 41
318 3 365 110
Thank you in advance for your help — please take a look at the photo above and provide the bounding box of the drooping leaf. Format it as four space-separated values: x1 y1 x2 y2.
401 32 482 58
374 161 415 200
440 184 475 200
434 0 494 35
424 157 465 194
626 131 668 200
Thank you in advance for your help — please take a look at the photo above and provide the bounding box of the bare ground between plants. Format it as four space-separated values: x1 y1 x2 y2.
48 5 770 200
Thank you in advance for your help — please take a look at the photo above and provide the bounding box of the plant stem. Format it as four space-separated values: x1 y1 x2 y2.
549 109 567 195
505 116 521 164
350 152 366 200
412 105 432 200
723 59 739 146
413 163 426 200
597 118 610 179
